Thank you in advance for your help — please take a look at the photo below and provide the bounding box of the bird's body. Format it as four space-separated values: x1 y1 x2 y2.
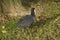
17 15 35 27
16 8 35 28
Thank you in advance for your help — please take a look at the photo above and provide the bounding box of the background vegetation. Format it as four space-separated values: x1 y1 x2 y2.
0 0 60 40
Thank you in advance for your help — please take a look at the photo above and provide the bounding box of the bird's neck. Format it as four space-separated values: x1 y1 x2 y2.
31 11 35 16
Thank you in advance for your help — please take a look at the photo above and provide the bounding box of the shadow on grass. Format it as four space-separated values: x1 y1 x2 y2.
20 0 39 8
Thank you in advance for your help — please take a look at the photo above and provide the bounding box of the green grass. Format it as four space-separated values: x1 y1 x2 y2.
0 2 60 40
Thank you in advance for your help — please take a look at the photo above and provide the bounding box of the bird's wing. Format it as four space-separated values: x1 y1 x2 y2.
17 15 34 27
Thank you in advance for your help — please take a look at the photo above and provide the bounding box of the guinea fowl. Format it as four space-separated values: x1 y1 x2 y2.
17 8 36 28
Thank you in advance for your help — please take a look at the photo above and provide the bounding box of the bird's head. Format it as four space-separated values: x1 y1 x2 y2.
31 8 36 17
